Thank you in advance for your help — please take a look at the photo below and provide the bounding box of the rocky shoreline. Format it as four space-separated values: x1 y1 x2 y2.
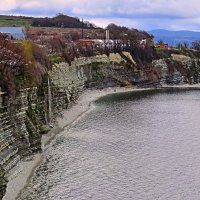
3 84 200 200
3 87 138 200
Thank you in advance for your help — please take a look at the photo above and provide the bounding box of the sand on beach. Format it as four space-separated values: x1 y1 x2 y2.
2 154 43 200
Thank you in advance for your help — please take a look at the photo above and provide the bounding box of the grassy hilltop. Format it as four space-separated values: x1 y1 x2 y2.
0 15 32 26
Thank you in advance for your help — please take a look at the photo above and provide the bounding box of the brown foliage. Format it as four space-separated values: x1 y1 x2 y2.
0 34 52 97
48 36 65 52
32 44 52 70
21 41 52 86
107 24 151 41
0 33 26 96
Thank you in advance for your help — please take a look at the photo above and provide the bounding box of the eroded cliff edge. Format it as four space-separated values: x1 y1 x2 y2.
0 52 200 199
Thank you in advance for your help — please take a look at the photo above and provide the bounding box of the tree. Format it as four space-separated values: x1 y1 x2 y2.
176 42 189 50
21 41 52 86
106 23 151 43
192 40 200 51
157 40 164 44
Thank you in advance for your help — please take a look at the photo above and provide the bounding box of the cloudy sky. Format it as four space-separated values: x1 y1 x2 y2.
1 0 200 31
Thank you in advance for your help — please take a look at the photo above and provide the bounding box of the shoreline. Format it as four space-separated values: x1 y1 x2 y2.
3 85 200 200
3 87 137 200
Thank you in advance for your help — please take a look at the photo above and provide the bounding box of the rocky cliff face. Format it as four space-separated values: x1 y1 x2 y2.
0 88 42 199
0 52 135 199
151 54 200 85
0 52 200 199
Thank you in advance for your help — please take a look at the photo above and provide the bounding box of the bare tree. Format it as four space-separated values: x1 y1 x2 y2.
192 40 200 51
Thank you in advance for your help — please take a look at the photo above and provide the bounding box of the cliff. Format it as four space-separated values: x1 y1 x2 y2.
1 52 135 199
0 51 200 199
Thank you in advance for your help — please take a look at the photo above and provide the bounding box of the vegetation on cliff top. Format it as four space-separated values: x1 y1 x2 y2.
1 16 200 97
0 33 51 97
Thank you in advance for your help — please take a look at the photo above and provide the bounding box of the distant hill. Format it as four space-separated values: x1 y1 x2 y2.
148 29 200 46
32 14 96 28
0 14 97 29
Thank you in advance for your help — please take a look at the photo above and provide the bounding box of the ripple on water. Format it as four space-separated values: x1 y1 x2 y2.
18 89 200 200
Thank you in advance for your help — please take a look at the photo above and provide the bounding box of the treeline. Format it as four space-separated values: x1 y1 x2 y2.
107 23 151 41
32 14 95 28
0 15 33 20
191 40 200 51
0 14 96 29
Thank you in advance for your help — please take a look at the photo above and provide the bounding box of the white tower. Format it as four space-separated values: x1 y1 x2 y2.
106 29 110 41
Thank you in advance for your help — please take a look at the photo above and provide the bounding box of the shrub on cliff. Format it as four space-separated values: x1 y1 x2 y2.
0 34 52 97
21 41 52 86
0 33 26 97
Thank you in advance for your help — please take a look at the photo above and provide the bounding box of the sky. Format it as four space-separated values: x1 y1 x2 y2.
1 0 200 31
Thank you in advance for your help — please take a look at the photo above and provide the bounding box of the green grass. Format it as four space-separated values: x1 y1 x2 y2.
0 19 31 27
49 53 65 64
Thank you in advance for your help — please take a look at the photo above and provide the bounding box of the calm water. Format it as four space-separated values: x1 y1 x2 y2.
18 89 200 200
0 27 25 39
